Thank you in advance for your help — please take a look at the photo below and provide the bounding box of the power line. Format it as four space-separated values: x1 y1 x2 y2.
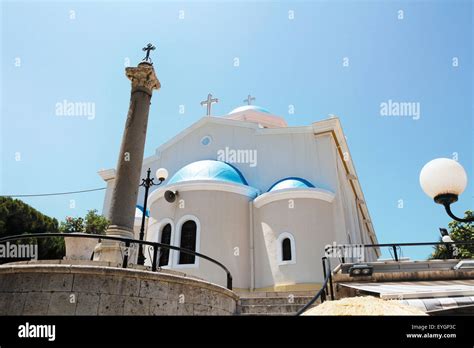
1 187 107 198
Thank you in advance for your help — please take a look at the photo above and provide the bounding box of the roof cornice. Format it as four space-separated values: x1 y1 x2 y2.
148 180 260 206
311 117 380 254
254 188 335 209
98 168 116 181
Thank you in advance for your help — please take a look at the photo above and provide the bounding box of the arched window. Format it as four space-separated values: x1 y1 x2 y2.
277 232 296 265
159 223 172 267
178 220 197 265
282 238 292 261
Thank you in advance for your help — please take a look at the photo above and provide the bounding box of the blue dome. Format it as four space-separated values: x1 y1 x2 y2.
268 177 315 192
229 105 271 115
135 205 149 217
168 160 248 186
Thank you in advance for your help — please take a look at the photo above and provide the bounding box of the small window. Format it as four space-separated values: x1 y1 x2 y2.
159 224 172 266
178 220 197 264
277 232 296 265
200 135 212 146
282 238 292 261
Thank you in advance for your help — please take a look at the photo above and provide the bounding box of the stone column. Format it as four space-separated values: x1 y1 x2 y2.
95 61 160 264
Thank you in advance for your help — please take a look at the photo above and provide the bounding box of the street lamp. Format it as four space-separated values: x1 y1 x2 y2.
440 228 455 259
419 158 473 223
137 167 168 265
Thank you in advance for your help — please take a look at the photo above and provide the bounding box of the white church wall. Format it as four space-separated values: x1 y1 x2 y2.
253 198 335 289
250 132 337 192
332 161 365 264
333 149 357 247
333 143 379 262
147 189 251 289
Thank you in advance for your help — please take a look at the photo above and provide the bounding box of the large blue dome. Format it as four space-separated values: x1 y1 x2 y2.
268 177 315 192
168 160 248 186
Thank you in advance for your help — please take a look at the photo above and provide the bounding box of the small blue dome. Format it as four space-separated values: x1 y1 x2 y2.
268 177 315 192
135 205 149 217
168 160 248 186
229 105 271 115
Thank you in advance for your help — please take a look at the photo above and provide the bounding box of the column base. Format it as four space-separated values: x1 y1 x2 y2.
93 225 138 265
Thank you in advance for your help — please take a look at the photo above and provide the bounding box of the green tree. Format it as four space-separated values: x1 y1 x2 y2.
84 209 109 235
59 210 109 235
0 198 112 262
59 216 85 233
430 210 474 259
0 197 64 260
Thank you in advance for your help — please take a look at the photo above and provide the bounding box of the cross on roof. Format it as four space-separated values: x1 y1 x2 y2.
200 93 219 116
142 43 156 63
243 94 256 105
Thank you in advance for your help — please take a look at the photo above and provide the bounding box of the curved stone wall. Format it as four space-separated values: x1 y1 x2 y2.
0 263 238 315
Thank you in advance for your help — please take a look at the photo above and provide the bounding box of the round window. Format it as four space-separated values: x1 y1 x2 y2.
200 135 212 146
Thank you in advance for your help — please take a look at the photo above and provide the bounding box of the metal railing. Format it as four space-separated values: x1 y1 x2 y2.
325 240 474 263
297 240 474 316
0 232 233 290
295 256 333 316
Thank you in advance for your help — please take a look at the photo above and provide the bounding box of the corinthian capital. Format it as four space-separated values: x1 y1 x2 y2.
125 62 161 92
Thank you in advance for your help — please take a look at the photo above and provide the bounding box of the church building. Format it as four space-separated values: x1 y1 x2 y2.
98 103 379 292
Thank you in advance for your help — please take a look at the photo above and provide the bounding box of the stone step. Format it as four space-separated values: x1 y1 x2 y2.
237 290 316 298
240 296 314 306
239 312 296 316
239 303 315 314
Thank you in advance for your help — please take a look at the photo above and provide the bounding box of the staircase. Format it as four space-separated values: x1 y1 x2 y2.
237 290 319 316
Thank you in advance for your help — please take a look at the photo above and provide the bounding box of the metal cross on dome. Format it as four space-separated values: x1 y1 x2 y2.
142 43 156 63
200 93 219 116
243 94 256 105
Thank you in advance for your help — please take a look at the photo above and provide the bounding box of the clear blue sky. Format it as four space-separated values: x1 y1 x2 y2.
1 0 472 260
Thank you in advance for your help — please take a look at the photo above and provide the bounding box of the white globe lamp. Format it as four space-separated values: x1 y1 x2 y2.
419 158 471 222
156 168 169 182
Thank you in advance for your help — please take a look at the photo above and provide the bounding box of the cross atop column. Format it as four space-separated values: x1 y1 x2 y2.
243 94 256 105
142 43 156 63
200 93 219 116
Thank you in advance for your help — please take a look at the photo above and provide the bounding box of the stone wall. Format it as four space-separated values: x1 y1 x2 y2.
0 263 238 315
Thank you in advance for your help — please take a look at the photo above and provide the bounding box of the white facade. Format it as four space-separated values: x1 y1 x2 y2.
99 106 380 291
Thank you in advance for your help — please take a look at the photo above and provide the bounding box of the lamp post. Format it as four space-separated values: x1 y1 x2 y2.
419 158 473 223
439 228 455 259
137 167 168 265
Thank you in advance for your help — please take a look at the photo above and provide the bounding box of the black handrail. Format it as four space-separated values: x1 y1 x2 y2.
298 240 474 316
354 241 474 248
325 241 474 262
295 257 332 316
0 232 233 290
